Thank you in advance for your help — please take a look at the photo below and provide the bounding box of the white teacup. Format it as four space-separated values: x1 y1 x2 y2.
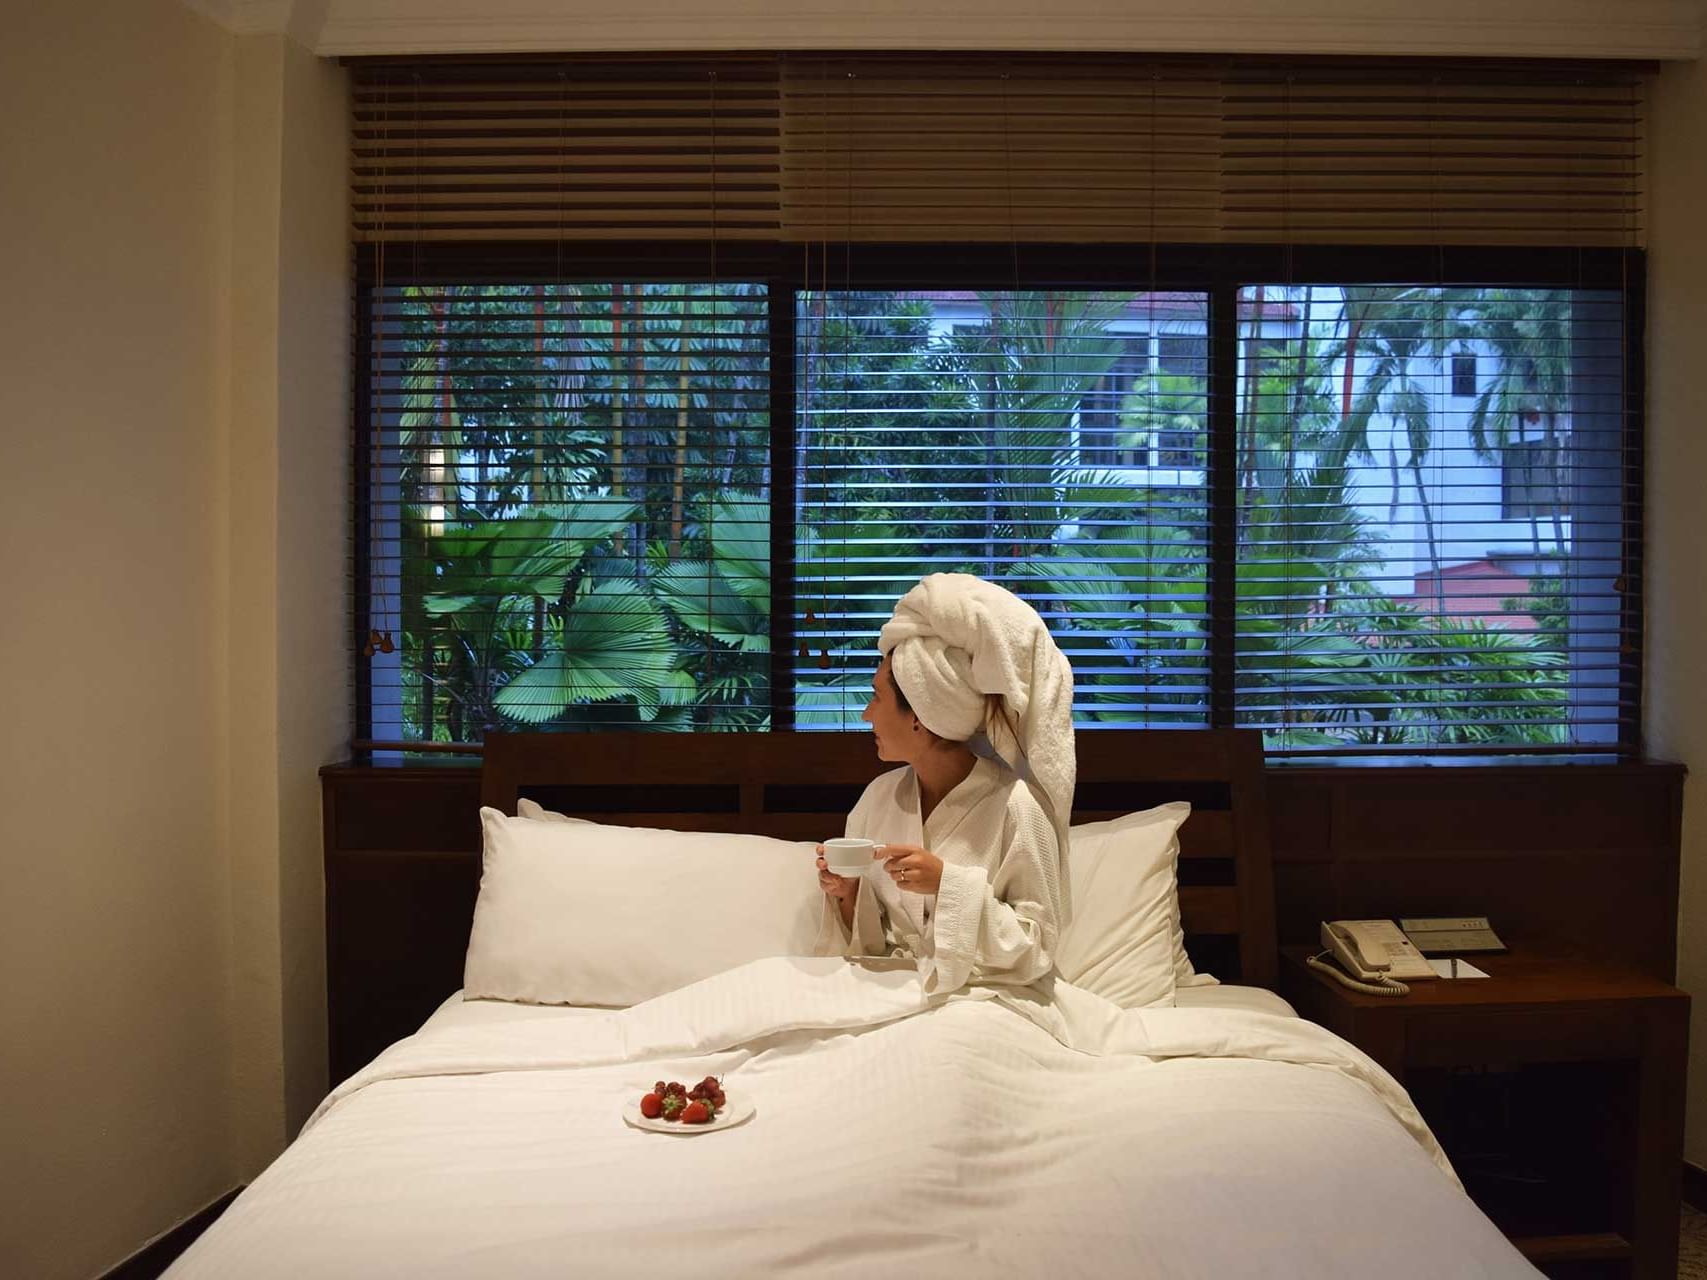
823 837 879 877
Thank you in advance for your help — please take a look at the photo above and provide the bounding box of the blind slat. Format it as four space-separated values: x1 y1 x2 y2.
353 54 1644 248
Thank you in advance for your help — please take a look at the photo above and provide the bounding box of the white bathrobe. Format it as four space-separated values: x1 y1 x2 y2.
815 756 1064 997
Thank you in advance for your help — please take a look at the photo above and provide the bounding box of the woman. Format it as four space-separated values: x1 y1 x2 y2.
814 573 1075 996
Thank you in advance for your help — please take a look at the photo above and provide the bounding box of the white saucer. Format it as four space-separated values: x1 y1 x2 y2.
622 1094 756 1135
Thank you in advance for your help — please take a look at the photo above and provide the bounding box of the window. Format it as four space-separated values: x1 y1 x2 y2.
1078 331 1211 471
1502 438 1571 520
795 291 1210 729
1079 344 1152 467
1155 334 1209 467
351 54 1644 759
1452 350 1478 398
359 271 1634 758
362 282 771 741
1234 284 1623 754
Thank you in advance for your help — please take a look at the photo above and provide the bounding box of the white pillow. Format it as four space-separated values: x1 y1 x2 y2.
1057 802 1209 1007
515 797 590 824
508 798 1215 996
465 808 823 1007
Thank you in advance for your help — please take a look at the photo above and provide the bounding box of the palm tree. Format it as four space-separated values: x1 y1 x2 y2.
967 291 1130 565
1333 286 1453 613
1461 289 1573 557
1237 286 1340 503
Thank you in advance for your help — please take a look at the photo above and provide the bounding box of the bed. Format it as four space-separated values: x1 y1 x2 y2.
169 730 1539 1278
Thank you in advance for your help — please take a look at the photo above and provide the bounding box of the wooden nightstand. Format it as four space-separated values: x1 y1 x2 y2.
1280 944 1688 1280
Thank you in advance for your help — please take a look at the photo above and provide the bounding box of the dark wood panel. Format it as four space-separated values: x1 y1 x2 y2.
1403 1006 1645 1068
478 726 1269 804
1178 885 1239 935
327 851 479 1082
1267 775 1335 861
1176 809 1234 859
1272 862 1338 947
1331 771 1679 856
331 773 482 852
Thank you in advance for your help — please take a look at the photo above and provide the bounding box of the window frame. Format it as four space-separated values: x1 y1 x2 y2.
352 242 1646 758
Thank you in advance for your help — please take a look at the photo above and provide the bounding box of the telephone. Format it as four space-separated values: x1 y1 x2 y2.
1309 920 1436 997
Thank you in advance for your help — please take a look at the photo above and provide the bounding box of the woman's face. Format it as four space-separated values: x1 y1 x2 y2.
863 654 918 762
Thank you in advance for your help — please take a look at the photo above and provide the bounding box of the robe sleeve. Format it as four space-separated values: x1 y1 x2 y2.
922 792 1061 995
812 778 891 958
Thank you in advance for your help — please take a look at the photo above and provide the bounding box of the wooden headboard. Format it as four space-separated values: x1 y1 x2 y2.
481 728 1277 988
328 742 1686 1084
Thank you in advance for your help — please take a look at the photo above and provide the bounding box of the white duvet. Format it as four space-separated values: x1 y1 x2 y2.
170 959 1538 1279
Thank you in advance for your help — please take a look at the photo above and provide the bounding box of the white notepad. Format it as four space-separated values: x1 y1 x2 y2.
1428 958 1490 979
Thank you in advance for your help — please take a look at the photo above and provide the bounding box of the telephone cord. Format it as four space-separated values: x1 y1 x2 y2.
1306 950 1411 997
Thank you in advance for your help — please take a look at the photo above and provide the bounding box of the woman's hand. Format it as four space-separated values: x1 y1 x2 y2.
815 846 859 903
879 844 944 896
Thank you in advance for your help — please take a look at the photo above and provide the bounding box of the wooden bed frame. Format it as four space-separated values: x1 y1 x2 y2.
480 727 1277 988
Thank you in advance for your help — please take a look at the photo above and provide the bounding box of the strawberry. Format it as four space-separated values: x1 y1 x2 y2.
681 1100 711 1124
639 1092 662 1119
661 1093 686 1121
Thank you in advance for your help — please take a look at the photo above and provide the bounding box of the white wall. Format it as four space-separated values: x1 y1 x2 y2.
1647 53 1707 1169
225 29 350 1179
0 3 238 1276
273 31 351 1149
0 3 348 1275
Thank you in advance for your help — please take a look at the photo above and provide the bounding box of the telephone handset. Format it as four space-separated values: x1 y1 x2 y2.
1308 920 1435 997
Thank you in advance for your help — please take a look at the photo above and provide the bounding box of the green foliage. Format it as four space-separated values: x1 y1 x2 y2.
1501 557 1569 654
389 282 770 738
1116 372 1205 465
381 281 1583 752
1238 583 1567 750
1007 536 1208 724
495 582 677 723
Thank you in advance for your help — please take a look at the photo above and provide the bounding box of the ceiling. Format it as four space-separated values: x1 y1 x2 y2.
177 0 1703 60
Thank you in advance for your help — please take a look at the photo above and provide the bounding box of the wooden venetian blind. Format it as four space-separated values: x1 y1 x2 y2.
351 58 783 241
1219 62 1645 246
779 56 1224 243
352 54 1644 248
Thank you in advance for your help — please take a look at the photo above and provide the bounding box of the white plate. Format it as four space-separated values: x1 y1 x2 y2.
622 1094 756 1135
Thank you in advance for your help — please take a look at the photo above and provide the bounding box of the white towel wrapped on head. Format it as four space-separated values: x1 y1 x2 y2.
878 573 1075 850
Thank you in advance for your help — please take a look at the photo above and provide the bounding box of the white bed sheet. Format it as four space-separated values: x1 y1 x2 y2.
173 961 1532 1280
418 980 1300 1033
